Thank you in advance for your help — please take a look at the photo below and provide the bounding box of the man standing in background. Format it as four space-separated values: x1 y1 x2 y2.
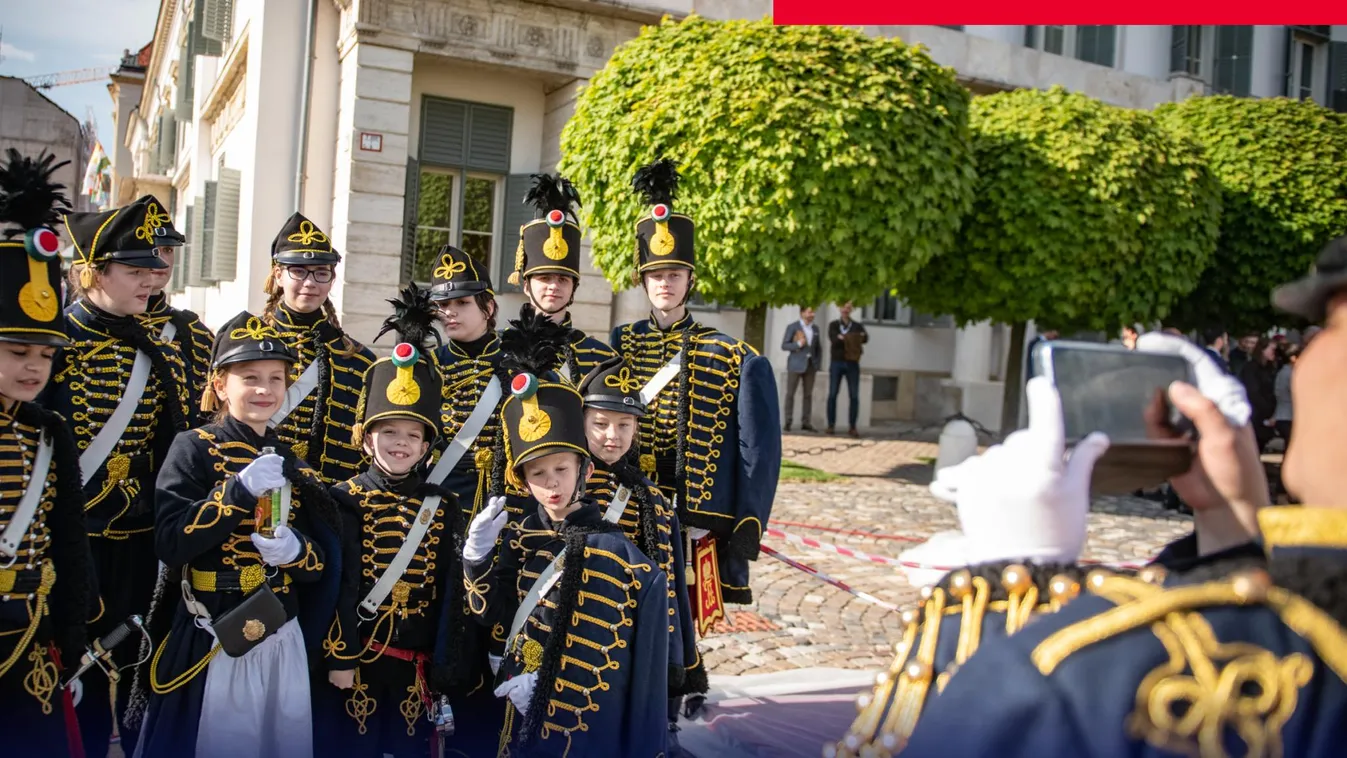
781 305 821 432
826 301 868 438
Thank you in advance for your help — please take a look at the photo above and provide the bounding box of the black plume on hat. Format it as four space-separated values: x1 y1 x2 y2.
0 148 71 236
499 302 573 380
525 173 582 223
375 282 442 352
632 158 680 208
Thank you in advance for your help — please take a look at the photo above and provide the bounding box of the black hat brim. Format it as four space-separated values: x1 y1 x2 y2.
512 442 590 472
0 330 71 348
1272 271 1347 322
431 282 490 300
582 395 646 417
214 344 298 370
637 261 694 275
101 252 169 269
273 253 342 266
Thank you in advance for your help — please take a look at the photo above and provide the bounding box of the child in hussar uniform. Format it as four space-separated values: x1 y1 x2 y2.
461 309 670 757
322 284 490 757
131 313 342 758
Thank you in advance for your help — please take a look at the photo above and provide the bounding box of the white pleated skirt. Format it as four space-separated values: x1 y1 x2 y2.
194 618 312 758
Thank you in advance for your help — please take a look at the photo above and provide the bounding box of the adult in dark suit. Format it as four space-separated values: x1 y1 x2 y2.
781 306 821 432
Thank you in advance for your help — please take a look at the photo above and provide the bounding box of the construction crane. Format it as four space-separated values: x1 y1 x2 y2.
23 66 117 90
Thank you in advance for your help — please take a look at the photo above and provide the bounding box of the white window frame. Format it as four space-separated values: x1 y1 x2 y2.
1173 25 1217 80
414 167 504 280
1290 32 1329 105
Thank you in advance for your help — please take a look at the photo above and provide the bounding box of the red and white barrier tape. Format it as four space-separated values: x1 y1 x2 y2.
768 519 924 543
763 525 1151 572
759 544 901 612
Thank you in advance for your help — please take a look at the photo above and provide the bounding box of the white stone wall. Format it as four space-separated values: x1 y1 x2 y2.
0 79 87 216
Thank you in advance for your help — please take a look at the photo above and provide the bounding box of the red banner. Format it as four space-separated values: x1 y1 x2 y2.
773 3 1347 24
691 536 725 637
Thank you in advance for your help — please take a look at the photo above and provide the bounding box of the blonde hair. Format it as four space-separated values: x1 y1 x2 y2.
201 362 294 421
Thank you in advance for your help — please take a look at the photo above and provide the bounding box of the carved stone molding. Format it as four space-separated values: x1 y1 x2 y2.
351 0 643 77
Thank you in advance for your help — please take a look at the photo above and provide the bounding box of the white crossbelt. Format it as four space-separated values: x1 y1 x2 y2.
1 431 55 562
79 321 176 487
603 485 631 525
359 376 503 616
638 349 683 405
506 548 566 648
269 359 321 428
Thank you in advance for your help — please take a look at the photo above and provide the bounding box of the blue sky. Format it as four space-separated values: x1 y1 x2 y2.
1 0 162 147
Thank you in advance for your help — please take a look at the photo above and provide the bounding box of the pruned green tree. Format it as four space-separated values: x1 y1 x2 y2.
902 87 1223 432
1154 95 1347 333
559 15 977 350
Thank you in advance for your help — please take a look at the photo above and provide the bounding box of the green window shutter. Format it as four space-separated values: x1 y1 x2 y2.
1213 26 1254 97
498 173 534 292
193 0 223 56
209 168 241 281
176 26 195 121
400 157 420 283
465 104 512 173
199 180 218 283
419 98 468 168
157 112 177 176
187 198 207 286
1330 41 1347 113
201 0 234 45
173 206 192 292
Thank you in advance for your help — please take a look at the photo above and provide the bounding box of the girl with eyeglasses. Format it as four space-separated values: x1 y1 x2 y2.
257 213 375 485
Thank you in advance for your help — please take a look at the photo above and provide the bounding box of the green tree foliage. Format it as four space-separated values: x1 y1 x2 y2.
1154 96 1347 332
904 87 1222 334
559 16 977 320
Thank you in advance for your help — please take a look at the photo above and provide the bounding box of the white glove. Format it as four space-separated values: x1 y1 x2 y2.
250 525 302 566
236 453 286 498
1134 333 1251 428
931 377 1110 565
488 654 503 675
687 527 711 541
463 496 509 564
69 678 83 708
494 672 538 717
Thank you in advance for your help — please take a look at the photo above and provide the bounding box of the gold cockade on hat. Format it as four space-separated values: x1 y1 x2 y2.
287 220 328 246
229 316 282 341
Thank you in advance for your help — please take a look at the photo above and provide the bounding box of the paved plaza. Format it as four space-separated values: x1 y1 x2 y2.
700 433 1194 677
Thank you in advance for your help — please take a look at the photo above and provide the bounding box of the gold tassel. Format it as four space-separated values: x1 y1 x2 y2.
350 386 369 445
200 371 222 414
78 265 96 291
508 237 525 286
263 269 277 295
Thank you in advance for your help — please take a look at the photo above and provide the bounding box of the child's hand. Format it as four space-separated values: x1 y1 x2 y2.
329 669 356 690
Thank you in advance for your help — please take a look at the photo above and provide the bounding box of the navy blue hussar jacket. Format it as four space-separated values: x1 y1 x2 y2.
898 506 1347 758
141 292 216 427
611 312 782 604
464 501 669 757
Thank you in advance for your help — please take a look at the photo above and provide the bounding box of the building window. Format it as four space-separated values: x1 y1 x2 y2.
1212 26 1254 97
863 291 952 328
1288 30 1328 105
1170 25 1209 78
405 97 514 285
936 25 964 32
1025 26 1114 67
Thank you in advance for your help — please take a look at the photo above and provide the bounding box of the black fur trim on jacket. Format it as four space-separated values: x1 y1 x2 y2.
304 331 334 469
673 331 691 485
281 452 341 537
676 660 709 697
1269 556 1347 628
518 518 621 749
102 316 190 438
417 480 473 686
123 563 181 731
613 461 663 570
20 402 91 671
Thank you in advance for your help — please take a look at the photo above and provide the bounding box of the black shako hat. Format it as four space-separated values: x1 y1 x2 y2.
631 157 694 282
509 173 583 285
0 148 71 347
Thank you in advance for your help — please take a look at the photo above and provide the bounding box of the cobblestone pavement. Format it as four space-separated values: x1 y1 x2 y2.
700 435 1193 677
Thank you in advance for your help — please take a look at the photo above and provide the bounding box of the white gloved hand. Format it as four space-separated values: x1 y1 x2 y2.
463 496 509 564
250 525 302 566
69 678 83 708
1134 333 1251 428
934 377 1110 565
495 672 538 717
687 527 711 541
488 654 503 676
236 453 286 498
